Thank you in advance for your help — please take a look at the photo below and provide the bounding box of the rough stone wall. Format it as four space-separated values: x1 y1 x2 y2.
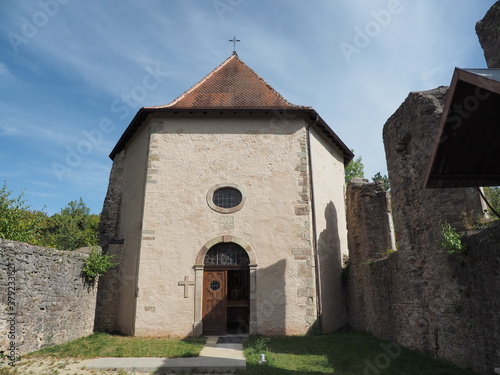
385 87 485 235
346 178 397 333
476 1 500 68
94 150 125 333
346 87 500 374
345 178 395 263
0 240 97 355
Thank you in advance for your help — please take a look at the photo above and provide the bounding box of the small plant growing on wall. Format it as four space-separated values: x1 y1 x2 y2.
81 250 116 284
440 222 466 255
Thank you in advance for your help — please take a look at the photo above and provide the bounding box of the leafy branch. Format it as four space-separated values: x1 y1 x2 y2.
81 250 116 283
441 222 466 255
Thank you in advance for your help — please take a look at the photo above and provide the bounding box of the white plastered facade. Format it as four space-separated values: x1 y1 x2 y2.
109 111 349 336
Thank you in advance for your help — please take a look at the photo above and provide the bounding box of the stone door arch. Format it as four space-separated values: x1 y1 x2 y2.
193 236 257 336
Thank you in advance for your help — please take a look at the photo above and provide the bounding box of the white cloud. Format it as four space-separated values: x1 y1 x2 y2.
0 118 22 136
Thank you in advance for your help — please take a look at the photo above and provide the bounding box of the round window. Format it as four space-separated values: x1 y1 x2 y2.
213 188 242 209
210 280 221 291
207 183 246 214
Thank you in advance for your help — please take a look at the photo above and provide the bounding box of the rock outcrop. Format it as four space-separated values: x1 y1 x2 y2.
476 1 500 68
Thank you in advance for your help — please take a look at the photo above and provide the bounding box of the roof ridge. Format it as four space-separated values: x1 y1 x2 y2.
151 54 238 109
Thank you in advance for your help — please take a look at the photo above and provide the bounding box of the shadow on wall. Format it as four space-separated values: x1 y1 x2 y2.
255 259 287 335
193 259 287 337
317 201 345 332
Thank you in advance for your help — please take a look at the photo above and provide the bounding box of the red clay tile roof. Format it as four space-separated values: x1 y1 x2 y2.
150 53 309 110
110 54 353 165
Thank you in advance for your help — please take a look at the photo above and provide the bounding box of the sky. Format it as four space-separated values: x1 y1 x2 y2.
0 0 496 215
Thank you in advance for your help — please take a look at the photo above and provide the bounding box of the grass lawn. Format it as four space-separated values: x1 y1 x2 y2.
244 332 481 375
16 331 482 374
25 332 206 359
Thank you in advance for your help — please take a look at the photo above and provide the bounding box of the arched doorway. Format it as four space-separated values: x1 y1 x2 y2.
202 242 250 335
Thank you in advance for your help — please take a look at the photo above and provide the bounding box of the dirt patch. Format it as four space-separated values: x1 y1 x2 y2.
1 358 239 374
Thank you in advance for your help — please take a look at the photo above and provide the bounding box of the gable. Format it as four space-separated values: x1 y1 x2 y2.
109 54 353 165
155 53 307 110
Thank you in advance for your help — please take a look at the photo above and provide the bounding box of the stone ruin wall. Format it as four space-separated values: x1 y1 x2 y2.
476 1 500 69
347 7 500 373
0 240 97 355
346 178 398 336
94 150 125 333
346 86 500 374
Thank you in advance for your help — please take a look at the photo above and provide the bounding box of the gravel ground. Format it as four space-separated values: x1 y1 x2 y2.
0 358 238 375
1 358 152 375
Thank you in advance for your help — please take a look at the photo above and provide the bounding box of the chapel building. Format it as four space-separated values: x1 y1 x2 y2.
96 52 353 336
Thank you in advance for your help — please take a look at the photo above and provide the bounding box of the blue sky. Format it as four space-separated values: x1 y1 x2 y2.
0 0 495 214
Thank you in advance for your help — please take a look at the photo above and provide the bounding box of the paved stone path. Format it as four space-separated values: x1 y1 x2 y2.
78 336 246 373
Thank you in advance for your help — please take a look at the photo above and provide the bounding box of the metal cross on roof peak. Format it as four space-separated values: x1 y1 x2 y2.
229 36 240 53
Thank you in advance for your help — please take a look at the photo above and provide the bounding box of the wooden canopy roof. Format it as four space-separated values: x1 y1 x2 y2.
424 68 500 188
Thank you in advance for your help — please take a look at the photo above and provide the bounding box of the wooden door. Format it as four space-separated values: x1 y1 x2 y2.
202 271 227 335
227 269 250 333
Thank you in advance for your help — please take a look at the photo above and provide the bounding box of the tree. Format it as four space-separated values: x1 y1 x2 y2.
372 172 391 191
483 186 500 218
0 182 47 244
0 182 99 250
345 150 365 183
42 198 100 250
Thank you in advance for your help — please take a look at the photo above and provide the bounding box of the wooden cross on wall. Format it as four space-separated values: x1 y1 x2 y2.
178 276 195 298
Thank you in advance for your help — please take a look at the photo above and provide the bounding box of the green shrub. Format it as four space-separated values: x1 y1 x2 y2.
81 250 116 283
441 222 466 254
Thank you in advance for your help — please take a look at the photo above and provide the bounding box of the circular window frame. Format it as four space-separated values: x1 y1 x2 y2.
209 280 221 292
207 183 246 214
